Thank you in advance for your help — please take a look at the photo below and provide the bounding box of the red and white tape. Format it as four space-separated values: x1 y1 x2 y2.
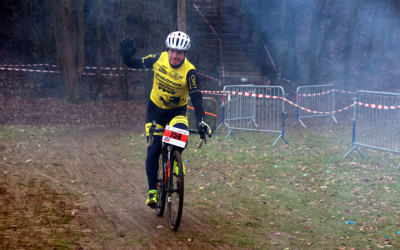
197 72 219 82
193 3 218 36
193 3 225 79
284 98 355 114
1 65 396 113
0 63 57 68
201 90 399 114
85 66 151 72
83 72 121 77
0 66 59 74
0 66 147 77
201 90 227 96
356 102 400 110
335 89 356 94
297 89 334 97
297 89 356 97
0 63 218 80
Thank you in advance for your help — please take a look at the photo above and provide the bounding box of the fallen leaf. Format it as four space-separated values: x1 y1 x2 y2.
71 209 79 217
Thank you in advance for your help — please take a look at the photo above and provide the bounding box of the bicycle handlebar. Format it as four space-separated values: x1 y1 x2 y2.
147 121 205 148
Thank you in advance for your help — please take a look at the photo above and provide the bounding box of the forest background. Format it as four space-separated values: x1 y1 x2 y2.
1 0 399 103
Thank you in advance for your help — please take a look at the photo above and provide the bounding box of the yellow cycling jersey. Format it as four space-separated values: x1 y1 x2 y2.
150 51 196 109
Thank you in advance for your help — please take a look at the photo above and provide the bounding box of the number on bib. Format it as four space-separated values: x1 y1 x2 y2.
162 125 189 148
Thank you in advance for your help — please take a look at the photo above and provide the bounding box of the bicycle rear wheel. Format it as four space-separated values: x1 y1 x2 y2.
155 152 166 216
168 150 184 231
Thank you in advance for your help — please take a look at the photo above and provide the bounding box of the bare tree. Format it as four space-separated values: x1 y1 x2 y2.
343 0 363 86
308 0 325 84
59 0 85 102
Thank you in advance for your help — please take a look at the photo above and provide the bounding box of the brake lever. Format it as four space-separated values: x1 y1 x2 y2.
147 121 157 147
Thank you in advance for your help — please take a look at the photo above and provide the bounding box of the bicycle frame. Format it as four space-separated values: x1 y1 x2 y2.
148 120 205 231
160 143 177 191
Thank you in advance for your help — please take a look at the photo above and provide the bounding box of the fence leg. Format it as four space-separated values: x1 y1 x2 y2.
344 119 365 158
216 102 227 130
225 129 235 140
331 115 338 124
217 121 228 130
273 111 289 145
292 118 306 128
292 106 306 127
343 146 365 159
273 134 289 145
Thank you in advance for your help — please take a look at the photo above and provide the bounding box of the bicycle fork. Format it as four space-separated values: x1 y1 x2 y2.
166 148 174 202
159 146 173 196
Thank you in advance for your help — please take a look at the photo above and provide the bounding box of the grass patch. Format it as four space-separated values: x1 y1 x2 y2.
3 124 398 248
111 131 147 164
0 125 68 142
182 128 400 248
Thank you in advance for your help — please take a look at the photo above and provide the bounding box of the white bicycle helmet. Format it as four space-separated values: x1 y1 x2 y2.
165 31 191 51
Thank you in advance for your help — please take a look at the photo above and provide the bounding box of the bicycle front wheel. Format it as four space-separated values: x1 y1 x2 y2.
168 150 184 231
155 151 166 216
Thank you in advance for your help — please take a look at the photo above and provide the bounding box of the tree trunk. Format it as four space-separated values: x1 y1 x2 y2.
279 0 286 37
43 0 55 64
76 0 84 92
308 0 325 84
287 5 298 79
343 1 361 86
118 0 131 101
59 0 85 103
177 0 186 32
94 0 105 102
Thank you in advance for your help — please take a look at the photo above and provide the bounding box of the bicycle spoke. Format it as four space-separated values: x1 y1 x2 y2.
155 151 166 216
168 150 184 231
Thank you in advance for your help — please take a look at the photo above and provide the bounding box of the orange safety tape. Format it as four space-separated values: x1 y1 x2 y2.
187 106 217 117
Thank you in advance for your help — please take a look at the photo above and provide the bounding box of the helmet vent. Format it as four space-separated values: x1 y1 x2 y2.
165 31 191 51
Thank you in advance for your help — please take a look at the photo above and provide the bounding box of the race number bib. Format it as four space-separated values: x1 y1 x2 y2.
162 125 189 148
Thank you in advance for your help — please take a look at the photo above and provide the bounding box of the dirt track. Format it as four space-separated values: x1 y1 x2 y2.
0 80 239 249
1 125 238 249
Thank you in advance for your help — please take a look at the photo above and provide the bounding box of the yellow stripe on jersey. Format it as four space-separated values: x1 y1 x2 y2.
150 51 196 109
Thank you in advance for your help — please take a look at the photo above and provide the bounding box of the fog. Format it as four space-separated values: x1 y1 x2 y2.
241 0 400 91
1 0 400 94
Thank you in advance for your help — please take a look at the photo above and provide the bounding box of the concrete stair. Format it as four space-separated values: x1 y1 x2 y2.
188 0 262 78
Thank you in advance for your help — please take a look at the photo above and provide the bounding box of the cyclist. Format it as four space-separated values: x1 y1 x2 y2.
120 31 212 207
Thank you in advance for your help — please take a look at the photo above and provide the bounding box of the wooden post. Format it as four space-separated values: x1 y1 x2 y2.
177 0 186 32
59 0 85 102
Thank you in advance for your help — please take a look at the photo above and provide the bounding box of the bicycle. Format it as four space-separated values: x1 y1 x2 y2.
147 120 209 231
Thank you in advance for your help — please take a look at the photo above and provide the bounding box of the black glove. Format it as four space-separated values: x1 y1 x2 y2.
197 120 212 139
120 38 136 58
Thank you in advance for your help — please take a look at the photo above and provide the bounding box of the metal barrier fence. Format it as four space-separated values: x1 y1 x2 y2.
292 84 337 127
216 75 271 130
221 84 288 145
344 90 400 169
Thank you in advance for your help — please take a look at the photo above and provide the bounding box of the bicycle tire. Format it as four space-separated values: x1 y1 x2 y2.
168 150 184 231
155 151 166 216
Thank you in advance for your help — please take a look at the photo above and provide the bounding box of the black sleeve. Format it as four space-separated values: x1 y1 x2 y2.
187 69 205 123
123 53 161 69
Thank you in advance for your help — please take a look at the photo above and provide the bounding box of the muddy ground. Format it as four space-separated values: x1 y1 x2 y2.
0 82 238 249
